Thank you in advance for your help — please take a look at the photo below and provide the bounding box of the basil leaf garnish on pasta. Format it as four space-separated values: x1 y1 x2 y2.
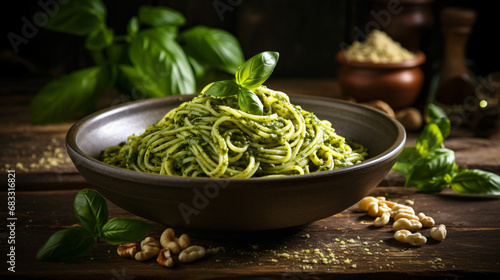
201 51 279 115
238 87 264 116
203 80 239 97
236 51 279 90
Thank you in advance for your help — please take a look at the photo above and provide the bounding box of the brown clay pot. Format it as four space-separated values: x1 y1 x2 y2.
336 50 426 110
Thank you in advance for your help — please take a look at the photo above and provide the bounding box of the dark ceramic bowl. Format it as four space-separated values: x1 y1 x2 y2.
66 94 405 232
336 50 426 110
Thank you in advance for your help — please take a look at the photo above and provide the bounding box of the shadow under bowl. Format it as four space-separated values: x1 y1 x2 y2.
336 50 426 110
66 94 405 233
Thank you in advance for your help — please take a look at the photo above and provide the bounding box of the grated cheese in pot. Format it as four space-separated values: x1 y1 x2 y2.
344 29 415 63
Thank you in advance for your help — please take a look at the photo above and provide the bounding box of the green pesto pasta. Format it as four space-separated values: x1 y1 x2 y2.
101 86 368 178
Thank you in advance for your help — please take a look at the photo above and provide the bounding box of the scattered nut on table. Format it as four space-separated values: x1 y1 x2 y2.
117 228 205 268
362 100 395 118
431 224 447 241
393 217 422 232
358 195 446 246
394 229 412 243
179 245 206 263
406 232 427 246
418 212 436 228
358 196 378 211
160 228 182 254
176 233 191 251
117 243 140 259
157 248 175 268
135 237 161 261
396 107 423 131
373 212 390 227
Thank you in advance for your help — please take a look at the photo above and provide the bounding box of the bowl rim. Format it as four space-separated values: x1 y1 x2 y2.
336 49 426 69
66 94 406 187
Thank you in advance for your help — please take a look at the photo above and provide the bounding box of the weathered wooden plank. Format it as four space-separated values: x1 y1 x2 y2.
1 187 499 279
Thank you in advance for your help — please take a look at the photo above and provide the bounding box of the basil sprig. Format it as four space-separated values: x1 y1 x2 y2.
202 51 279 115
36 189 152 261
30 0 244 124
393 103 500 195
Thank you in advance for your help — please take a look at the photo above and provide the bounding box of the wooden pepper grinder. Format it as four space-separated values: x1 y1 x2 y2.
434 7 477 106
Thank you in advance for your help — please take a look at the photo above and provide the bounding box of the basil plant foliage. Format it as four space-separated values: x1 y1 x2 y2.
393 103 500 195
30 1 244 124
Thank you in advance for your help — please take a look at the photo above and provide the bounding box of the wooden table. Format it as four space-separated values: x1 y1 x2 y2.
1 78 500 279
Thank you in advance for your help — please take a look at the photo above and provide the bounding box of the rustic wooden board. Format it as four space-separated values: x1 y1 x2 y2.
1 187 499 279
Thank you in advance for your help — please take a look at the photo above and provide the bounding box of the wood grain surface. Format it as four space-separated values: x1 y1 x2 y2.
1 187 499 279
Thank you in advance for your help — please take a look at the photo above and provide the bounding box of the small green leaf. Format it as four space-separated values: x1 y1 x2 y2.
74 189 108 237
416 123 444 155
425 103 450 137
30 66 109 124
44 0 106 36
392 147 422 175
127 16 140 37
85 26 113 50
451 169 500 195
129 28 195 95
235 51 279 90
426 103 447 123
180 26 244 75
238 87 263 115
36 227 95 261
433 117 451 138
405 148 456 193
101 218 153 245
202 80 239 97
138 5 185 27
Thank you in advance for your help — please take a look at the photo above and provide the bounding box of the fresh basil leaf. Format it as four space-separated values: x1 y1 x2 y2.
101 218 153 245
73 189 108 237
180 26 244 75
392 147 422 175
30 66 109 124
426 103 447 123
451 169 500 195
129 28 195 95
416 123 444 155
85 26 113 51
238 87 263 115
138 5 185 27
117 65 166 98
425 103 451 137
203 80 239 97
44 0 106 36
433 117 451 138
127 16 140 37
36 226 96 261
405 148 456 193
186 54 206 79
151 26 179 40
235 51 279 90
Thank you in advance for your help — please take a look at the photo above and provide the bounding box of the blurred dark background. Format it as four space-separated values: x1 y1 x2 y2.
1 0 499 89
